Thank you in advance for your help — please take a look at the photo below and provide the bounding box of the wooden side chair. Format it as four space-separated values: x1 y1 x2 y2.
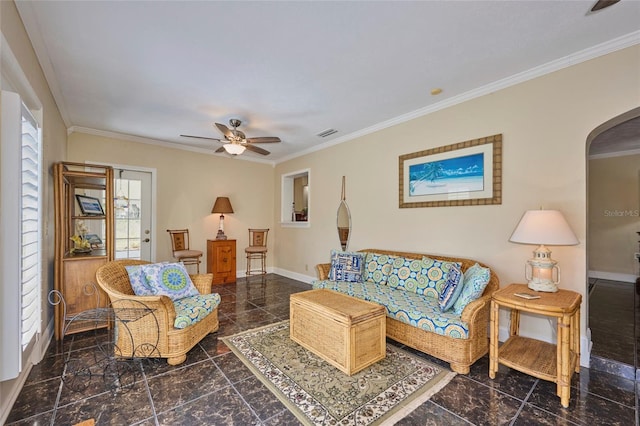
245 228 269 276
167 229 202 273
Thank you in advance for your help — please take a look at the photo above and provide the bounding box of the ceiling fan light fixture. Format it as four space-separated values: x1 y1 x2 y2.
223 143 246 155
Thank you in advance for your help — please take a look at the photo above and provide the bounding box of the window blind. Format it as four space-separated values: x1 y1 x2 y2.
20 104 41 349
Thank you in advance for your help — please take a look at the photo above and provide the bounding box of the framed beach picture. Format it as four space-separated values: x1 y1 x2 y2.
75 194 105 215
399 134 502 208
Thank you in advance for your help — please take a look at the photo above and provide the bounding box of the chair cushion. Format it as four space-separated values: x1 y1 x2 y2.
139 262 200 301
438 263 464 312
452 263 491 315
245 246 267 253
173 293 221 329
174 249 202 258
328 249 364 282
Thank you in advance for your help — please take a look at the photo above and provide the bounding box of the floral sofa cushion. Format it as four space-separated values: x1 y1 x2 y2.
363 252 394 285
173 293 221 329
312 280 470 339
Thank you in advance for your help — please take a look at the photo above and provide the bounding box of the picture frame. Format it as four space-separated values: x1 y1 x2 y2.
83 234 103 248
75 194 105 215
399 134 502 208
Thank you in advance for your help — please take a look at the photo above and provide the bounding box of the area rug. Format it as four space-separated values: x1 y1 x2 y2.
222 320 456 426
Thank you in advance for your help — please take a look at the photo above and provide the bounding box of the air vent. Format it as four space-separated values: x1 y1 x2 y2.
316 128 338 138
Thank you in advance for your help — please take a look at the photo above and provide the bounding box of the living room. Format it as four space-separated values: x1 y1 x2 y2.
2 1 640 424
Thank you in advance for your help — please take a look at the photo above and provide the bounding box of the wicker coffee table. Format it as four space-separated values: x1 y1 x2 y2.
290 289 386 375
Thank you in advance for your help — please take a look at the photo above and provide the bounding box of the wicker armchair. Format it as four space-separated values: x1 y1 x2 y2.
95 259 219 365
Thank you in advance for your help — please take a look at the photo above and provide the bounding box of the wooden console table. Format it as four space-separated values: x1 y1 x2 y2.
489 283 581 408
207 239 236 284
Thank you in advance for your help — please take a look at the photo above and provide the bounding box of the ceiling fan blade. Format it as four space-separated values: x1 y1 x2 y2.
215 123 233 139
244 144 270 156
246 136 281 144
180 134 222 141
591 0 620 11
215 146 226 153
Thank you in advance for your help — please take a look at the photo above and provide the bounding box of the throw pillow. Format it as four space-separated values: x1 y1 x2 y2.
415 257 462 298
140 262 200 301
452 263 492 315
328 250 364 283
438 263 464 312
364 252 394 285
125 264 155 296
386 256 422 292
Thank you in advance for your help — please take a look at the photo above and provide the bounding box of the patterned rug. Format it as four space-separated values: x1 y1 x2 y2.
222 320 455 425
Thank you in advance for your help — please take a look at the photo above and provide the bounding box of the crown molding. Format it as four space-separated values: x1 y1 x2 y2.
276 31 640 164
14 1 71 127
67 127 276 166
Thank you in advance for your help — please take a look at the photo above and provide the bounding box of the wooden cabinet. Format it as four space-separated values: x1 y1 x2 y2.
54 162 114 339
207 239 236 284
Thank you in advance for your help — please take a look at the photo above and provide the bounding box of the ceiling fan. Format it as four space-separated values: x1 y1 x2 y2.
591 0 620 12
181 119 281 156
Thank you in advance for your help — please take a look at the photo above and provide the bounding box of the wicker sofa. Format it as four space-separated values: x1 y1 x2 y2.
314 249 499 374
95 259 219 365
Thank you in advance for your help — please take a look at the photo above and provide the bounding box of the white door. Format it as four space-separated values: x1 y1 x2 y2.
114 169 153 260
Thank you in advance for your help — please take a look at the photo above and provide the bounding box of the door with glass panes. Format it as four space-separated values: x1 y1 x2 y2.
114 169 152 260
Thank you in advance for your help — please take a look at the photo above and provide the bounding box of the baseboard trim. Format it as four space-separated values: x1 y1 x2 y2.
271 268 315 284
588 270 637 283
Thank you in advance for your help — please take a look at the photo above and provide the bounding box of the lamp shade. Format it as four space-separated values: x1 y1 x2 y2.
212 197 234 214
510 209 578 246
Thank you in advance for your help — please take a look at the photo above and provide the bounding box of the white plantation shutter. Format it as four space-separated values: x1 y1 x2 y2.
20 104 42 349
0 90 42 380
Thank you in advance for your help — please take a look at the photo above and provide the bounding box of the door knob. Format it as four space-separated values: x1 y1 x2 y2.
143 238 150 243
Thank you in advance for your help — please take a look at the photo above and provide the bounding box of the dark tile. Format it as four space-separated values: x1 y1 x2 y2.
527 379 635 425
573 368 635 408
261 407 303 426
212 351 254 384
395 400 469 425
5 410 53 426
430 374 522 424
26 352 66 383
197 333 231 357
147 359 227 413
141 343 210 378
234 375 288 421
467 355 538 400
514 404 581 425
6 378 60 423
54 385 154 425
155 385 260 425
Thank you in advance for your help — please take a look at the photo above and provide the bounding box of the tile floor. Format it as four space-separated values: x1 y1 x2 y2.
6 274 638 425
589 278 639 380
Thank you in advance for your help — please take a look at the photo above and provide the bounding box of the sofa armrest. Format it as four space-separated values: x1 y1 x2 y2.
316 263 331 280
460 293 492 323
190 273 214 294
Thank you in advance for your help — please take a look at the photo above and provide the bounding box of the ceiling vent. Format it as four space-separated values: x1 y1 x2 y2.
316 128 338 138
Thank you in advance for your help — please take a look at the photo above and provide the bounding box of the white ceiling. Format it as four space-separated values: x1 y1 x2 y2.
15 1 640 163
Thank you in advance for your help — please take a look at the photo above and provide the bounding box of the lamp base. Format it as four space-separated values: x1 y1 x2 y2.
215 229 228 240
527 280 558 293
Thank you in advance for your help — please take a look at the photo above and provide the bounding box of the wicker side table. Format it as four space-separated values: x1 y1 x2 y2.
489 283 581 408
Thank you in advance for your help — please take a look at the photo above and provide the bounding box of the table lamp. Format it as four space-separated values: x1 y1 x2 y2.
211 197 234 240
509 209 579 292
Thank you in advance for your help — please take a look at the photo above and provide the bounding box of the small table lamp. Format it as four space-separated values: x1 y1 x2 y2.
212 197 234 240
509 209 579 292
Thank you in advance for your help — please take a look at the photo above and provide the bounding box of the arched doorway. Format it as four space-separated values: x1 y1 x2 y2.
587 107 640 378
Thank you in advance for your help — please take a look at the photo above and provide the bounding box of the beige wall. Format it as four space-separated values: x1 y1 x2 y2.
67 133 275 270
1 0 67 418
275 45 640 349
589 153 640 278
